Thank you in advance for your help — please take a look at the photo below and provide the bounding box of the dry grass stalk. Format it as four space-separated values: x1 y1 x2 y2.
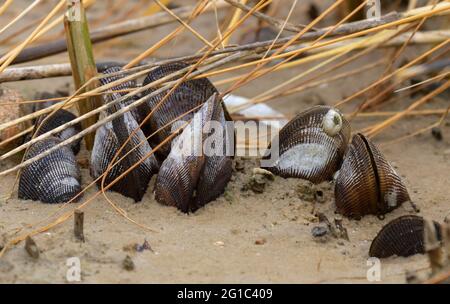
64 0 102 150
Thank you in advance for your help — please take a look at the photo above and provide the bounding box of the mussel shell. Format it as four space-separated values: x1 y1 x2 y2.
33 109 82 155
139 62 219 159
367 137 411 213
18 137 82 204
369 215 442 258
99 66 140 119
90 67 159 202
263 106 351 183
154 94 232 213
335 133 411 218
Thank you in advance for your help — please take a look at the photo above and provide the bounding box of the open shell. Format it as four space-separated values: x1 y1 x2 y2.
18 137 81 204
369 215 442 258
90 67 159 202
33 109 82 154
138 62 219 160
335 133 411 218
154 94 233 213
262 106 350 183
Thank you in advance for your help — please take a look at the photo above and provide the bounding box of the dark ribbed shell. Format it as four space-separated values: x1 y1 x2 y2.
90 67 159 202
18 137 81 204
33 109 82 154
139 62 219 159
99 66 140 120
369 215 442 258
154 94 232 213
262 106 350 183
335 133 411 218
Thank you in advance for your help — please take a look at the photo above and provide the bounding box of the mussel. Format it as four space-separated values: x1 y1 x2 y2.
335 133 411 218
33 109 82 154
154 94 233 213
369 215 442 258
90 67 159 202
18 136 81 204
262 106 351 183
138 62 219 160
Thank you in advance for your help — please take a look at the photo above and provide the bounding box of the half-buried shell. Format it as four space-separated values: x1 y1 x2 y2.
138 62 220 160
154 94 233 213
18 137 81 204
90 67 159 202
262 106 351 183
369 215 442 258
335 133 411 218
33 109 82 154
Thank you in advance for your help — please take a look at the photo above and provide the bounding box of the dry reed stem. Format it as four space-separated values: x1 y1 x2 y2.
6 2 223 64
199 4 450 82
0 107 203 258
124 0 210 68
222 0 356 97
367 78 450 137
222 0 250 45
100 0 272 195
0 0 42 36
1 0 448 258
154 0 214 48
0 0 97 69
247 27 392 105
95 1 272 241
0 0 13 16
351 0 440 117
0 52 244 172
0 0 66 73
232 59 385 113
224 0 316 32
396 71 450 93
64 0 102 150
335 37 450 107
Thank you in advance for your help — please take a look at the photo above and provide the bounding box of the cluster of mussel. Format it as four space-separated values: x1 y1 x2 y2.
18 63 232 213
18 62 440 259
261 105 442 258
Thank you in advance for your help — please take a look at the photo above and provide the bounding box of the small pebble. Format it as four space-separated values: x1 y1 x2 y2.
311 225 328 238
122 255 135 271
314 190 325 203
255 238 266 245
431 127 443 141
234 159 245 172
252 168 275 180
297 180 315 202
136 239 152 252
25 236 39 259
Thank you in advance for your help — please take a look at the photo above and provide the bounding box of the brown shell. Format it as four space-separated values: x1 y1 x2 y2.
262 106 351 183
369 215 442 258
138 62 219 160
154 94 232 213
90 67 159 202
335 133 411 218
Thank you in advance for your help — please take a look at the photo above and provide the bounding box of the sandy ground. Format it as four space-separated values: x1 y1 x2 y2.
0 0 449 283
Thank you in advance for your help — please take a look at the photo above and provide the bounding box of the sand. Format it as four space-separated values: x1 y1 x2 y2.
1 0 449 283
